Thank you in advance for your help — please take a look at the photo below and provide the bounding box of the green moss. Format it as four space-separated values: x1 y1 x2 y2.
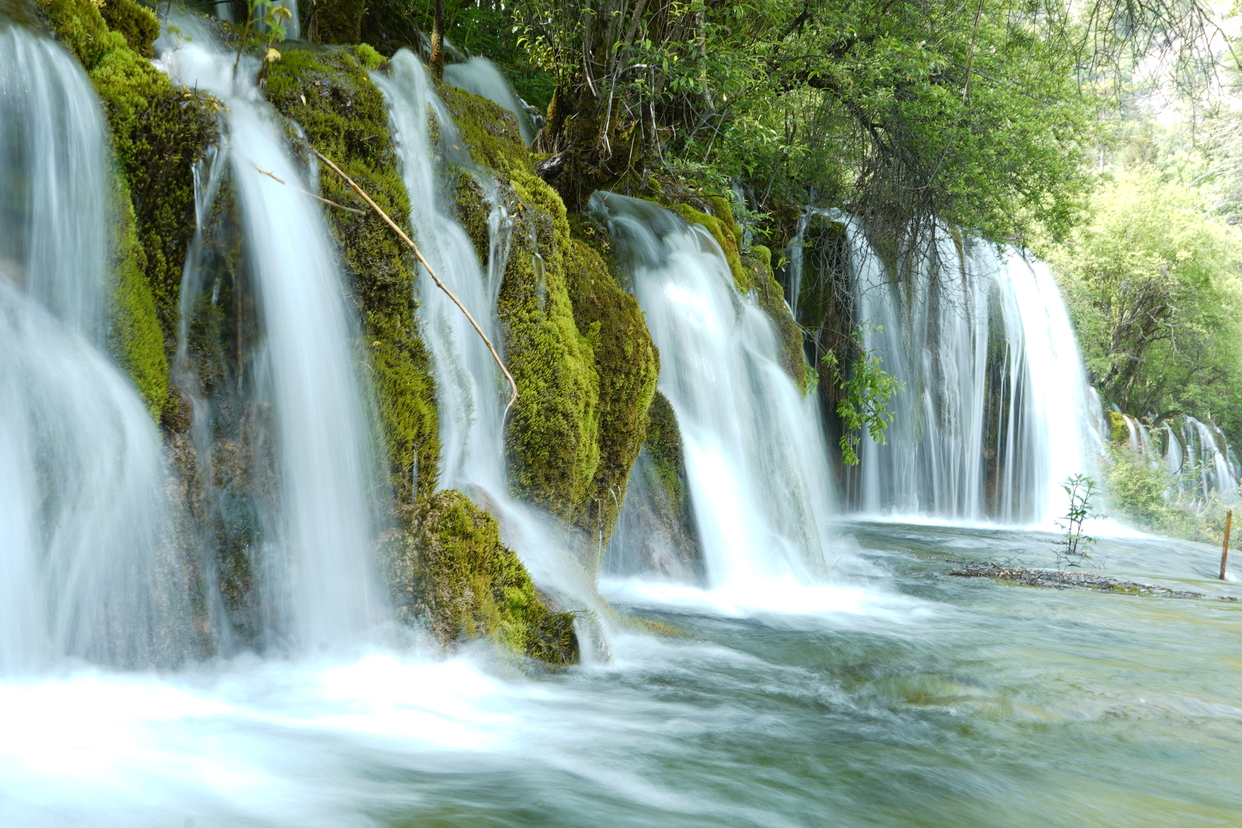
672 203 750 293
564 216 659 536
381 490 579 665
42 0 124 68
266 46 440 503
439 84 604 523
107 184 168 417
354 42 383 70
98 0 158 57
1108 411 1129 444
745 244 808 391
644 392 685 508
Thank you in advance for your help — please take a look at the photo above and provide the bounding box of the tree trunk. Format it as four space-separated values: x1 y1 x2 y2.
429 0 445 80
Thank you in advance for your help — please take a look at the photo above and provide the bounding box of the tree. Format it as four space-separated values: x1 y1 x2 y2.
1045 168 1242 439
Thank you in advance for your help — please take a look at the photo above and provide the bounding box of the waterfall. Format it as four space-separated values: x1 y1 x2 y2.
373 50 607 646
443 57 536 144
822 215 1099 525
0 23 187 673
158 25 385 651
595 194 840 587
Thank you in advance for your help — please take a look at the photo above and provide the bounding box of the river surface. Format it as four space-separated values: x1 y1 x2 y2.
3 523 1240 827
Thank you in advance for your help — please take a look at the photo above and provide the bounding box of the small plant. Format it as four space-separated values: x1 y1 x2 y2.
823 327 902 466
1055 474 1103 567
233 0 293 80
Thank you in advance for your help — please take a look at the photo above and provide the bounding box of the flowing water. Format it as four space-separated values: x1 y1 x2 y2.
595 194 842 595
158 21 386 652
0 20 186 673
2 521 1240 826
443 56 537 144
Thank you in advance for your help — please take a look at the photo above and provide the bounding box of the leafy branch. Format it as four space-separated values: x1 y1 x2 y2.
822 327 902 466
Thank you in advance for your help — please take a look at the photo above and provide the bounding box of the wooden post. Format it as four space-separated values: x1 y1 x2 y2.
1221 509 1233 580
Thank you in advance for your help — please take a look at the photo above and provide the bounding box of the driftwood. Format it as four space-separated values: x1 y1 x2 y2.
257 152 519 412
251 164 365 214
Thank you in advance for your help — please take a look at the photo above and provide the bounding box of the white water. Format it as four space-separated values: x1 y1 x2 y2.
595 194 841 591
443 56 536 143
158 25 385 651
1119 412 1241 506
374 51 607 645
0 24 185 673
825 216 1099 525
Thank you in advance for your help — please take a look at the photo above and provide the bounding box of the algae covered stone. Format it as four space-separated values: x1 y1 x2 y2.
382 490 580 665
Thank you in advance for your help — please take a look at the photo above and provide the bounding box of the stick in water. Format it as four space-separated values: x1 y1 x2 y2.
1221 509 1232 581
311 149 519 413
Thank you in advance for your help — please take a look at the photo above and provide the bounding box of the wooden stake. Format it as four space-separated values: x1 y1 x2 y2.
1221 509 1232 580
311 149 519 413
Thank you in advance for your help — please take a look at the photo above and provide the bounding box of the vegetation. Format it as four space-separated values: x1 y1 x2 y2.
1054 474 1102 567
822 328 901 466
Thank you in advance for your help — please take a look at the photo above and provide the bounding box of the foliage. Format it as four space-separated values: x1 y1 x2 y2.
822 327 902 465
1054 474 1103 567
1044 168 1242 442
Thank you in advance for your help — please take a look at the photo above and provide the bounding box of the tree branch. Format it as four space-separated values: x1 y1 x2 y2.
312 149 520 413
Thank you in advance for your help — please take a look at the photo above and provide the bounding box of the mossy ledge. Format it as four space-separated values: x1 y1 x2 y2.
264 45 440 505
41 0 220 421
381 490 580 665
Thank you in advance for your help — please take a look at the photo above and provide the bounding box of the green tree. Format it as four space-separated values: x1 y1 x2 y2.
1045 168 1242 439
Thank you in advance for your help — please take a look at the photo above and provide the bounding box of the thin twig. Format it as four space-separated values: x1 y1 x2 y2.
311 149 519 413
252 164 366 214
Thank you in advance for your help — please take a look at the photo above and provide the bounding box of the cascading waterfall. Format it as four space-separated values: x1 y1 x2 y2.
443 56 537 144
595 194 840 588
157 22 385 651
1118 413 1241 506
374 50 607 642
816 214 1099 525
0 21 188 672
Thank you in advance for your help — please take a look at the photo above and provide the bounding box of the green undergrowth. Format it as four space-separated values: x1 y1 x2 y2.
106 184 167 417
381 490 579 665
42 0 219 422
265 45 440 503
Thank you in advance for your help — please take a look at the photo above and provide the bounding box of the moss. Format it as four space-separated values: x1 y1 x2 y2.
644 392 686 509
672 203 750 294
354 42 383 70
107 184 168 417
98 0 158 57
1109 411 1129 444
564 215 659 536
439 84 605 523
745 244 808 391
381 490 579 665
265 46 440 503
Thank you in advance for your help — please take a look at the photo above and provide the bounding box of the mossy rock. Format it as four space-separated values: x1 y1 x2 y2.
98 0 158 57
672 203 750 293
106 182 167 417
381 490 579 665
745 244 807 391
1108 411 1129 444
439 83 604 523
564 214 659 536
265 45 440 504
